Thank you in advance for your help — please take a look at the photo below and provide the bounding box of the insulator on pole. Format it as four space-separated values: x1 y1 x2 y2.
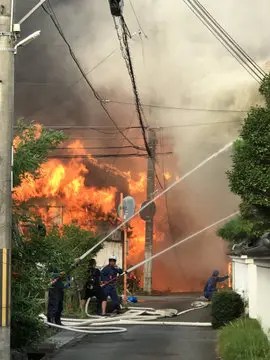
109 0 124 17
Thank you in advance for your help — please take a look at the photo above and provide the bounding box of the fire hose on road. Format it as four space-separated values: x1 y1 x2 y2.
42 141 237 334
41 301 210 334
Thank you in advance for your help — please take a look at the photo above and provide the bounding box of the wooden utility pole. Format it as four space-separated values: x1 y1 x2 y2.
143 129 156 294
0 1 14 358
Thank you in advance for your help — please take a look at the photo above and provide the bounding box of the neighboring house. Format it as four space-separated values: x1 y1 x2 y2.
231 235 270 335
95 230 123 268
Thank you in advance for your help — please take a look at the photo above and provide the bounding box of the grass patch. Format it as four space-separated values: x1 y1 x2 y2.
218 318 270 360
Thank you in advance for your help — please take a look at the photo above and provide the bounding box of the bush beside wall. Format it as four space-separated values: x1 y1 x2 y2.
212 290 244 329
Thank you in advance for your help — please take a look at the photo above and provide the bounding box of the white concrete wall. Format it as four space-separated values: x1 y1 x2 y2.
232 257 249 300
95 241 123 268
232 256 270 335
255 261 270 334
247 261 257 319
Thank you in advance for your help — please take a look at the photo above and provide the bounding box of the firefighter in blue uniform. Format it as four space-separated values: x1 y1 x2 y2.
47 270 71 325
101 256 123 313
204 270 229 301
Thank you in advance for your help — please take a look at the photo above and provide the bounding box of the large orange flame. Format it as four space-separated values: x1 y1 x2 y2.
13 133 147 257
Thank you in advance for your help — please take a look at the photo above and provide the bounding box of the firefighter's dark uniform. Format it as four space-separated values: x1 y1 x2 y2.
47 273 70 325
83 267 107 313
101 265 122 312
204 270 229 300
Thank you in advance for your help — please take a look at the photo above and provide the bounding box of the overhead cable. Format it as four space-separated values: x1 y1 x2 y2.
128 0 148 39
192 0 265 78
48 152 172 159
113 14 152 157
36 120 241 132
107 100 248 113
182 0 265 83
42 1 143 152
77 140 234 261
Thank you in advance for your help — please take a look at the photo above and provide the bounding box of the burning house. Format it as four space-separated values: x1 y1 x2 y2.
13 137 148 271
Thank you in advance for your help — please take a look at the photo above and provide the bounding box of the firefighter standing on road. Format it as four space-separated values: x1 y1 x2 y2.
47 270 71 325
101 256 123 314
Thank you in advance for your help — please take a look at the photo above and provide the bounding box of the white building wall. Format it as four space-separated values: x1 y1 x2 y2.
247 261 257 319
255 261 270 334
95 241 123 269
232 257 249 300
232 256 270 336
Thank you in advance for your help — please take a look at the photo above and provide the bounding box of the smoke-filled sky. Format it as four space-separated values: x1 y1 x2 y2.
15 0 270 290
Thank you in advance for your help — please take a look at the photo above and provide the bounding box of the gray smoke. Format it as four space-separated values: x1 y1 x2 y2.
15 0 270 291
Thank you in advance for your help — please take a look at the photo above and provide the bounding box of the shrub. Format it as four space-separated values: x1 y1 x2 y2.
219 318 270 360
212 290 244 329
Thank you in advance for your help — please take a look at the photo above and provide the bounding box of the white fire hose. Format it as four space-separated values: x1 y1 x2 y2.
41 142 236 335
77 141 234 262
41 300 210 334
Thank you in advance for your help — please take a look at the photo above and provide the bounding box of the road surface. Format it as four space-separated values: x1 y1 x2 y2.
49 295 217 360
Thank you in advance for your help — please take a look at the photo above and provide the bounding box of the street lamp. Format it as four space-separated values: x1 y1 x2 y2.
14 30 41 54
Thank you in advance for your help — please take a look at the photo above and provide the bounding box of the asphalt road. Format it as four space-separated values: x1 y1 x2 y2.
50 295 217 360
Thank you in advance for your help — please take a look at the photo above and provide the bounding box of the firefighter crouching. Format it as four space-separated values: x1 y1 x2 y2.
81 259 107 316
203 270 229 301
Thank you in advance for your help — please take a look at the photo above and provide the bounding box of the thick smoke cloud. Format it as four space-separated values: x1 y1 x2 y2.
15 1 270 291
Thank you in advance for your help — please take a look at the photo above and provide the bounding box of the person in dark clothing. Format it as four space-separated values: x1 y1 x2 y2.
204 270 229 301
82 259 107 315
101 256 123 313
47 270 71 325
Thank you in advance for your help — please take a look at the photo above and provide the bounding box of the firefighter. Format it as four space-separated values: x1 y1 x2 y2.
101 256 123 314
47 270 71 325
203 270 229 301
81 259 107 316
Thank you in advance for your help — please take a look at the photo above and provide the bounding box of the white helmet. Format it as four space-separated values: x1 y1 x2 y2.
109 255 117 261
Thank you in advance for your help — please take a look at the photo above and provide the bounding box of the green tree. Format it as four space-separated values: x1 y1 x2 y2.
13 121 65 187
12 221 99 348
11 123 101 350
219 75 270 246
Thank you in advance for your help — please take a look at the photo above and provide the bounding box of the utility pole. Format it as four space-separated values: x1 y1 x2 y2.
120 193 128 302
0 1 14 359
143 129 156 294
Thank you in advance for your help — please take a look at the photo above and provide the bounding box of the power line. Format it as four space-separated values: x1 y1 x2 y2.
48 152 173 159
25 48 117 117
192 0 265 79
42 1 144 152
24 119 241 131
107 100 249 113
112 14 151 157
182 0 265 83
55 145 146 151
17 46 116 87
183 0 264 82
111 10 164 189
128 0 148 39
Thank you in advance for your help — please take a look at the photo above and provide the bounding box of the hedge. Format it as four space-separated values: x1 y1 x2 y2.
211 290 244 329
